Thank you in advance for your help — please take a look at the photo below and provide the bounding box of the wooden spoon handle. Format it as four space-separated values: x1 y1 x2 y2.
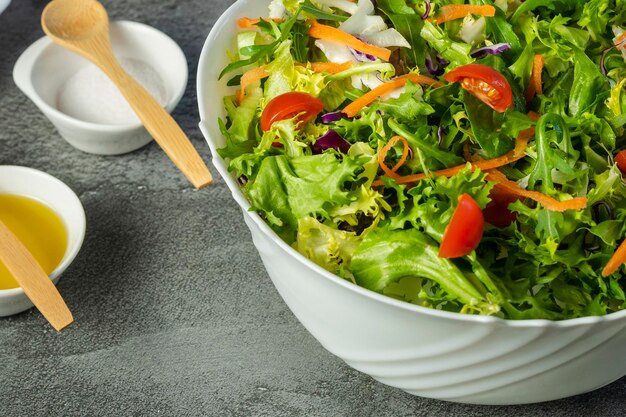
99 56 212 189
0 220 73 331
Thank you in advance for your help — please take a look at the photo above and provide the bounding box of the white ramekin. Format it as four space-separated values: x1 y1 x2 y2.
0 166 86 317
13 20 188 155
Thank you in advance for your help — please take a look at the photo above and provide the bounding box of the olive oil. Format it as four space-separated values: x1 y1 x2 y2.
0 194 68 290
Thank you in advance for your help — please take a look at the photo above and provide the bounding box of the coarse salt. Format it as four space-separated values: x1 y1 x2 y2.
57 58 167 125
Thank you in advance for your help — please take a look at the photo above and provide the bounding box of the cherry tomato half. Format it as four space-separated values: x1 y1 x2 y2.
615 150 626 174
444 64 513 113
260 92 324 132
483 186 521 228
439 194 485 259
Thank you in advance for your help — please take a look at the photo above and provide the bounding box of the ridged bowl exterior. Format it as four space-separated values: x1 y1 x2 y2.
243 213 626 404
197 0 626 404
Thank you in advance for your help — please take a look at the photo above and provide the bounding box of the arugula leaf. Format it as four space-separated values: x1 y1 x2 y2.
462 92 515 158
509 0 556 23
219 41 279 80
219 7 303 79
301 0 348 21
569 49 609 116
290 20 311 62
376 1 426 68
376 0 416 15
486 7 522 55
387 118 465 169
469 0 522 55
527 113 576 193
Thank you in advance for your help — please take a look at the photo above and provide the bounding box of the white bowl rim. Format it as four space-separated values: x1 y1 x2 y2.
0 0 10 15
197 0 626 328
13 20 188 132
0 165 86 297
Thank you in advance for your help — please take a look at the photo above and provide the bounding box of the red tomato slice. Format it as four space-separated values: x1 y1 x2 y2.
439 194 485 259
444 64 513 113
260 92 324 132
483 186 521 228
616 150 626 174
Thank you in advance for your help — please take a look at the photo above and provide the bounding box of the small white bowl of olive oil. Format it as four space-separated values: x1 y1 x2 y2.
0 166 86 317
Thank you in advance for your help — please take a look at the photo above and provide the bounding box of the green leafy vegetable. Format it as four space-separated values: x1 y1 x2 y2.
217 0 626 320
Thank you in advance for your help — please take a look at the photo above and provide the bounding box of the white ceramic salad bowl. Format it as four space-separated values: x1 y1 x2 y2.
0 0 10 15
198 0 626 405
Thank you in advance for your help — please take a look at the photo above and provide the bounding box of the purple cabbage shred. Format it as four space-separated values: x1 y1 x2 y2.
425 51 442 75
436 55 450 66
422 0 431 20
350 36 377 62
321 111 345 124
437 127 445 145
350 47 377 62
470 43 512 59
312 130 351 154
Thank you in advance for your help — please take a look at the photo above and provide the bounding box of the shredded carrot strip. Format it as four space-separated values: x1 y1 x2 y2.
236 65 270 103
308 20 392 61
237 17 284 29
602 239 626 277
525 54 545 103
615 31 626 45
378 136 410 179
434 5 496 25
307 61 354 74
371 127 533 187
486 170 588 212
342 74 443 118
511 126 535 157
527 111 542 121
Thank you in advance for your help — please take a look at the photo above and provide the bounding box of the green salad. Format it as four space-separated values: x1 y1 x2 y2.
218 0 626 320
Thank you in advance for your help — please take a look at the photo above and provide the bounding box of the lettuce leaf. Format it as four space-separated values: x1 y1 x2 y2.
387 166 494 241
246 153 366 241
420 20 473 68
578 0 613 43
218 86 262 161
351 227 501 314
295 216 362 276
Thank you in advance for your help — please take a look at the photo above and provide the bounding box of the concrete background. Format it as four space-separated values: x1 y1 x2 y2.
1 1 625 416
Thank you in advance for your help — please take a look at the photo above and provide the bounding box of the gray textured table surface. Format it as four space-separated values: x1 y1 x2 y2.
1 1 625 416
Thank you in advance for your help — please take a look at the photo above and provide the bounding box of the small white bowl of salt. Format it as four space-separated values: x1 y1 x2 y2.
13 20 187 155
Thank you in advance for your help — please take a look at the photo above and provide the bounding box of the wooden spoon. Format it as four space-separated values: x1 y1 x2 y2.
0 220 73 331
41 0 213 190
